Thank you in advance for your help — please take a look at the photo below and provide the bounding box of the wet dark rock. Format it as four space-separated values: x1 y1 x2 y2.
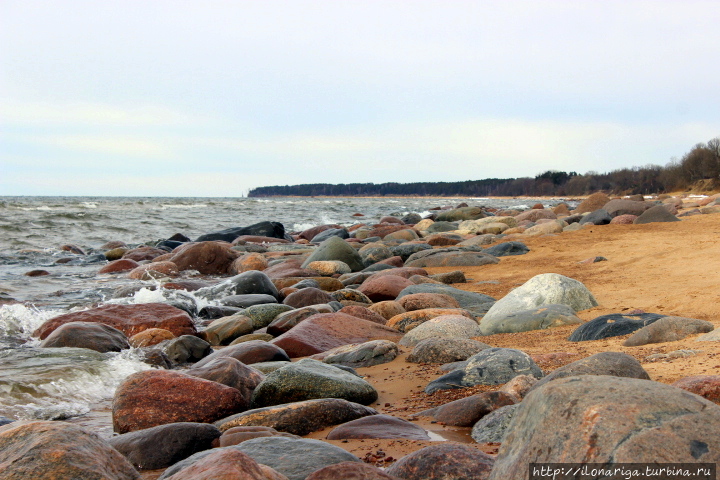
195 221 287 243
162 335 212 364
568 312 665 341
108 422 221 470
219 294 278 308
195 271 280 301
311 227 349 243
39 321 129 352
579 208 612 225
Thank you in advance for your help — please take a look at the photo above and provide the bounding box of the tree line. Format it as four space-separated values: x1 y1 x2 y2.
248 137 720 197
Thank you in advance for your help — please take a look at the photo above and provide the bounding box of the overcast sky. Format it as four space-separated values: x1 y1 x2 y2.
1 1 719 197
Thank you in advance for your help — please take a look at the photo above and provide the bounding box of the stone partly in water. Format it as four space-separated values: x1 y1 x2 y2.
34 303 197 339
250 359 378 408
215 398 378 436
487 375 720 479
108 422 221 470
39 321 130 352
386 443 494 480
0 420 140 480
112 370 247 433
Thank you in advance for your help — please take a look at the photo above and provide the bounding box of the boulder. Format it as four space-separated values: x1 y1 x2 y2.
243 304 295 329
236 437 361 480
419 391 515 427
122 246 168 262
167 241 238 274
398 293 460 311
426 348 543 394
470 404 518 443
483 241 529 257
406 337 491 364
574 192 612 214
369 301 406 320
530 351 650 391
481 274 596 325
487 375 720 478
326 414 430 440
479 304 582 335
387 308 474 332
34 303 196 339
338 305 387 324
203 314 255 346
604 199 652 217
267 307 321 336
215 398 377 436
404 249 499 268
0 421 140 480
298 224 342 242
127 261 179 280
399 315 482 347
435 206 486 222
186 357 265 402
310 340 399 368
271 313 403 357
623 315 714 346
195 221 287 243
672 375 720 403
220 294 278 308
230 252 269 274
307 260 351 276
610 213 637 224
159 448 287 480
358 275 414 302
39 321 129 352
129 328 175 348
301 236 364 272
99 258 140 274
359 243 394 267
568 312 665 341
194 271 279 301
386 444 494 480
217 426 298 447
112 370 247 433
283 287 333 308
311 228 349 243
108 422 220 470
306 462 400 480
250 359 378 408
396 284 495 313
162 335 212 364
634 204 681 224
579 208 612 225
192 340 291 368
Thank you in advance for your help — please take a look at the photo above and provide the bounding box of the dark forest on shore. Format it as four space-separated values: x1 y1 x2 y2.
249 137 720 198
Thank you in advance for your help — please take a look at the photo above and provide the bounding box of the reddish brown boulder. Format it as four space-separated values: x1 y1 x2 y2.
122 246 168 262
672 375 720 403
378 255 404 267
307 462 400 480
112 370 247 433
298 224 342 241
610 214 638 224
574 192 611 214
162 448 286 480
264 260 316 279
367 224 412 238
186 357 265 403
230 253 269 274
283 287 333 308
326 414 430 440
168 241 239 274
397 293 460 311
34 303 196 340
368 267 429 279
127 261 179 280
369 301 406 320
39 321 129 352
358 275 414 302
515 209 557 222
339 305 388 324
162 280 211 291
420 391 516 427
386 444 494 480
192 340 290 368
216 426 298 447
0 421 140 480
272 313 403 357
129 328 175 347
99 259 140 274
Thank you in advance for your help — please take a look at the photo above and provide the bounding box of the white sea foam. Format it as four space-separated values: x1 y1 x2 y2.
0 304 61 345
159 203 208 210
0 348 151 420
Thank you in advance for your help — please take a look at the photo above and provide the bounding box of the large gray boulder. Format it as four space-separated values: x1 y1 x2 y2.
194 271 279 301
487 375 720 479
425 348 543 394
399 315 482 347
481 273 597 325
479 304 582 335
623 316 714 346
251 359 378 408
301 236 364 272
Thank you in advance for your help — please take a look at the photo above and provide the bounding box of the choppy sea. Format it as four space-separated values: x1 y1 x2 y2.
0 195 573 436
